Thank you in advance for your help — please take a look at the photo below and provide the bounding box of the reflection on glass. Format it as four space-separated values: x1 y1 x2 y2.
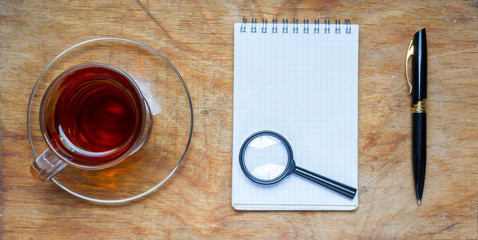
251 163 286 180
248 135 281 149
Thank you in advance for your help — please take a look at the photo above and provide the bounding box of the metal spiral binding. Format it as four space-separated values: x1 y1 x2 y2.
261 19 267 33
240 17 247 32
303 19 309 34
282 19 288 33
345 19 351 34
292 19 299 33
324 19 331 34
272 19 278 33
240 17 351 34
251 18 257 33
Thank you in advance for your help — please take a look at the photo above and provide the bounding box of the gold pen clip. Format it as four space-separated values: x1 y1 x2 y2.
405 39 414 95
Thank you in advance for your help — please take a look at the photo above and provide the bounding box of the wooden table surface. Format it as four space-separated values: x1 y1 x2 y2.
1 0 477 239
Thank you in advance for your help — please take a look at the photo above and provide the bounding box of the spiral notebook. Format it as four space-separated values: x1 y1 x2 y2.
232 19 359 210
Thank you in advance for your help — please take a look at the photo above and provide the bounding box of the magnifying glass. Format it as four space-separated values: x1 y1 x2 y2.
239 130 357 199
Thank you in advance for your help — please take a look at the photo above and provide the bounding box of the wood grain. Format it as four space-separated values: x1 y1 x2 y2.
1 0 477 238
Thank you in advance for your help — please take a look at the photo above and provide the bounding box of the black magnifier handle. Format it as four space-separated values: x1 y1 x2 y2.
294 166 357 199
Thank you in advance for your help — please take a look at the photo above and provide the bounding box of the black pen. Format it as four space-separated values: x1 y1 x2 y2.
406 28 427 205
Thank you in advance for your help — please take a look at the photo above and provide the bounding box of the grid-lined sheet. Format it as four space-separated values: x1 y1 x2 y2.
232 22 359 210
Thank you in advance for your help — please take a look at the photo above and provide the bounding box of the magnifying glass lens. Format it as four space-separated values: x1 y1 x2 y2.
243 135 289 181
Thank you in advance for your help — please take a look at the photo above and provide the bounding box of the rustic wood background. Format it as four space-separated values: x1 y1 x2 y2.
1 0 477 239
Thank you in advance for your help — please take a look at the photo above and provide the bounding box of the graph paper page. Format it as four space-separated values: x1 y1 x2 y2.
232 22 359 210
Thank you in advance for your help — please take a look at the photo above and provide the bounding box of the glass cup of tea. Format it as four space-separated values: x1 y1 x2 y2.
30 62 152 182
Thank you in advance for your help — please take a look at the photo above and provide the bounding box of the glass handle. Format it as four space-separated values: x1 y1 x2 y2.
294 166 357 199
30 149 68 182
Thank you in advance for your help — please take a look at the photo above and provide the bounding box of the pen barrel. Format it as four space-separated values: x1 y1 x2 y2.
412 112 426 200
412 29 427 104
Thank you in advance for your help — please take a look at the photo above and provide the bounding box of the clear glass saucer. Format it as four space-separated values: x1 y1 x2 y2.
27 38 193 203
